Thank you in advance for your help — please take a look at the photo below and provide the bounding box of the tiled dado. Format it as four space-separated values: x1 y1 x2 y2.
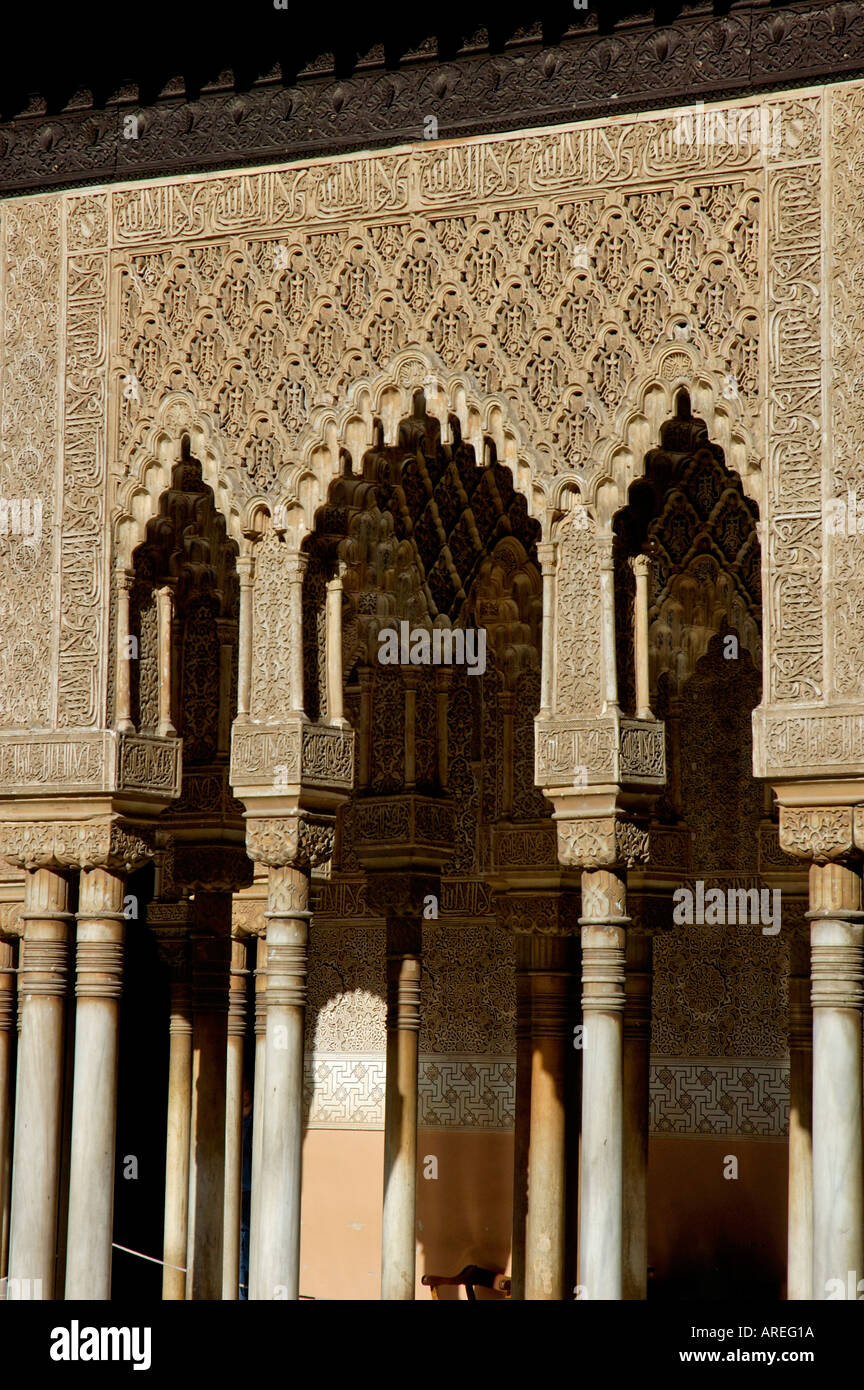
304 1052 789 1137
304 1054 516 1131
650 1060 789 1138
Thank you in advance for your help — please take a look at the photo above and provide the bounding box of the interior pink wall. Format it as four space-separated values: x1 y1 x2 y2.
298 1129 788 1300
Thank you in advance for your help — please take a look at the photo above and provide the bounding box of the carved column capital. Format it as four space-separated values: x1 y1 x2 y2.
556 814 649 870
246 814 335 870
0 819 152 872
778 806 855 864
536 540 558 574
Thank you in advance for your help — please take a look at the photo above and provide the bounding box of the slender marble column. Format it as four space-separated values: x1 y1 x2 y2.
537 541 557 716
524 933 569 1300
510 934 532 1300
787 928 813 1301
0 935 16 1284
326 567 345 724
216 620 236 757
65 867 126 1299
249 932 267 1301
287 557 307 715
579 866 627 1300
156 585 177 738
252 864 309 1300
597 536 619 714
236 553 255 721
809 860 864 1299
622 926 652 1301
8 868 72 1299
152 911 192 1301
381 918 421 1300
185 894 231 1300
115 564 135 733
632 555 653 720
222 933 247 1299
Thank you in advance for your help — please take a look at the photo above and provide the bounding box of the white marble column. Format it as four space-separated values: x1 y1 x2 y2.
236 552 255 721
287 557 307 716
579 866 627 1300
597 536 620 715
251 864 309 1300
524 933 569 1300
632 554 653 720
787 930 812 1300
115 564 135 733
0 935 16 1284
249 932 267 1300
381 916 422 1301
7 867 72 1299
809 860 864 1299
537 541 557 716
185 894 231 1300
326 566 346 725
156 583 177 738
510 934 531 1301
152 908 192 1301
65 866 126 1299
622 926 652 1300
222 932 247 1299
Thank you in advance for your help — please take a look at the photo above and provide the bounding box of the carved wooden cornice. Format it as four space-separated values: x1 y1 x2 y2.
2 3 863 196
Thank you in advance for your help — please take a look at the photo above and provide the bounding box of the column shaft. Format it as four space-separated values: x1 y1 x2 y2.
537 542 557 716
524 934 569 1300
622 928 652 1300
65 868 126 1299
252 866 309 1299
8 868 72 1299
156 585 177 738
0 937 16 1284
579 867 627 1300
222 934 247 1299
633 555 652 719
249 933 266 1299
115 566 135 733
326 570 345 723
158 929 191 1301
510 936 531 1300
381 920 421 1300
185 896 231 1300
809 861 864 1298
236 554 255 720
597 537 619 714
787 932 812 1300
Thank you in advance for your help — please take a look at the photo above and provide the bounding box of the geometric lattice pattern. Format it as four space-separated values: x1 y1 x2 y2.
650 1060 789 1138
305 1054 516 1131
304 1053 386 1129
306 1053 787 1135
418 1057 516 1130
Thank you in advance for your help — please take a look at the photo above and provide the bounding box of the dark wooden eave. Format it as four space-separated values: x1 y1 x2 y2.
1 1 863 196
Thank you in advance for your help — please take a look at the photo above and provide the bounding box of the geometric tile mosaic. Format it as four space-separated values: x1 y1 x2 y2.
306 1053 789 1137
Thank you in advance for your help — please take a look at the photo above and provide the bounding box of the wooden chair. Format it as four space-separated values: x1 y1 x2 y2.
422 1265 511 1300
